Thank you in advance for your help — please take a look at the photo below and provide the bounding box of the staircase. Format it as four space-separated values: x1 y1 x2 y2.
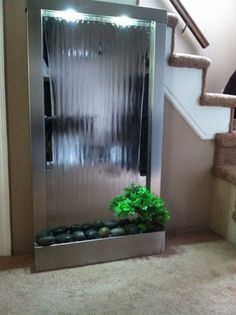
166 13 236 186
214 133 236 184
166 14 236 137
165 13 236 242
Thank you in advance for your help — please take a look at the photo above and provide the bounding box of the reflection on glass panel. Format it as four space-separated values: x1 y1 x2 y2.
43 11 151 226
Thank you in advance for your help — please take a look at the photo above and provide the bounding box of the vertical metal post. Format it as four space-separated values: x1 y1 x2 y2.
27 9 47 235
148 22 166 196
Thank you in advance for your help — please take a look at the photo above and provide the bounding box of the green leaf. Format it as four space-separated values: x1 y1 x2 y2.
110 184 170 228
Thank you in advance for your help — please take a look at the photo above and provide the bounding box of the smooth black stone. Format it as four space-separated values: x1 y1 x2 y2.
55 233 72 244
52 226 68 236
105 219 118 229
98 227 110 238
132 217 143 225
81 223 94 231
73 231 86 241
85 229 98 239
35 228 52 240
128 215 143 225
118 219 131 227
111 227 126 237
69 224 81 233
36 236 55 246
124 224 140 235
94 220 105 230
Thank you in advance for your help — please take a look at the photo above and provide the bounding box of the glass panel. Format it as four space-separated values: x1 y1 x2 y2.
43 11 152 226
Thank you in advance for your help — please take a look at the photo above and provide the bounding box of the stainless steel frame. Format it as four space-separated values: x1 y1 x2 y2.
27 0 167 272
35 231 165 271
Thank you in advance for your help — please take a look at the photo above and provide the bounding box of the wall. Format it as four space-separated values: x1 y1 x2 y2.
4 0 33 254
4 0 214 254
0 0 11 256
140 0 236 94
210 177 236 246
162 99 214 232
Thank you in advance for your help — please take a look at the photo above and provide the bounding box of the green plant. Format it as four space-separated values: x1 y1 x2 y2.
110 184 170 232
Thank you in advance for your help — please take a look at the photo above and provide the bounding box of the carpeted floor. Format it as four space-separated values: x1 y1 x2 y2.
0 232 236 315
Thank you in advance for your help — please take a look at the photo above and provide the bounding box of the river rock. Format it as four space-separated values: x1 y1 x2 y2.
85 229 98 239
128 213 139 222
118 219 131 227
36 236 55 246
35 228 52 240
132 216 143 225
73 231 86 241
105 219 118 229
69 224 81 233
124 224 139 235
55 233 72 244
128 214 142 225
81 223 93 231
98 227 110 238
111 227 126 237
94 220 105 230
52 226 68 236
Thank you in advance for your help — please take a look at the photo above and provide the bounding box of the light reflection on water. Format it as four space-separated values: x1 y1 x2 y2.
44 16 150 225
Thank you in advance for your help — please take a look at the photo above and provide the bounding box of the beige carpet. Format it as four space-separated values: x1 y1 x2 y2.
0 232 236 315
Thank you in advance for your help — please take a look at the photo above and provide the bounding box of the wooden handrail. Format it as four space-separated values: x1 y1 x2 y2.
169 0 209 48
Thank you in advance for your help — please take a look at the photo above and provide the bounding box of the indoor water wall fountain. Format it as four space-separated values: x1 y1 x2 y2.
27 0 167 271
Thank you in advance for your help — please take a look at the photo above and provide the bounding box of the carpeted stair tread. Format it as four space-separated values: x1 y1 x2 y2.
200 93 236 108
166 13 236 134
213 165 236 185
167 13 179 28
215 132 236 147
213 133 236 185
169 53 211 70
165 13 236 184
214 132 236 166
